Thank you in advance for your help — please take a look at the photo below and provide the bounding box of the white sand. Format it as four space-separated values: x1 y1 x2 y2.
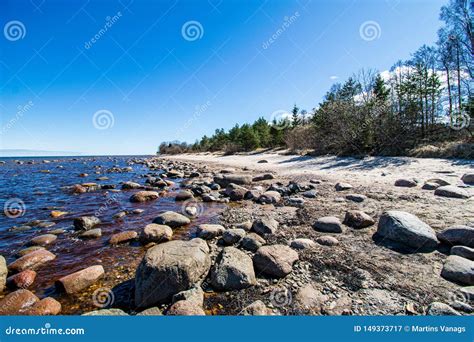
163 150 473 186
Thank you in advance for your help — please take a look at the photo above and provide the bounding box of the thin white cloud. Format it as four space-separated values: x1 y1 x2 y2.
329 75 339 80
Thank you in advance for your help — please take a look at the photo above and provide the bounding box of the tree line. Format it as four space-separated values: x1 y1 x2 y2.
159 0 472 157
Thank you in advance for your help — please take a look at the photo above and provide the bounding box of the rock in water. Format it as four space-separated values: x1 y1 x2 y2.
21 297 62 315
130 191 159 203
6 270 36 289
152 211 190 228
79 228 102 239
175 191 194 201
434 186 471 199
343 210 375 229
0 289 39 315
0 256 6 292
253 245 298 278
313 216 343 233
30 234 57 246
109 231 138 245
210 247 256 291
135 238 211 308
8 250 56 272
376 211 438 251
441 255 474 285
139 224 173 244
74 216 101 231
437 225 474 248
56 265 105 294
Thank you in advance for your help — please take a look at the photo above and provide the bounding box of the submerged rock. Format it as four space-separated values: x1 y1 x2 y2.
109 231 138 245
56 265 105 294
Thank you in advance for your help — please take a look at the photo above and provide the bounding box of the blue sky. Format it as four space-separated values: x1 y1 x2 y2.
0 0 446 155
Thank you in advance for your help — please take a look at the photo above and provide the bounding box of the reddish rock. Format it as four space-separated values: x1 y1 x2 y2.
130 191 159 203
109 231 138 245
56 265 105 294
0 289 39 315
21 297 62 315
17 246 45 257
30 234 57 246
8 250 56 273
7 270 37 289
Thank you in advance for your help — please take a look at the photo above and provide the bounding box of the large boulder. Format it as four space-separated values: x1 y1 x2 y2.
140 224 173 244
135 238 211 307
434 186 471 199
0 256 6 292
214 174 252 187
8 250 56 273
210 247 256 291
253 245 298 278
437 225 474 248
313 216 343 233
56 265 105 294
74 216 101 231
252 217 279 236
441 255 474 285
130 191 159 203
376 211 438 251
153 211 190 228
